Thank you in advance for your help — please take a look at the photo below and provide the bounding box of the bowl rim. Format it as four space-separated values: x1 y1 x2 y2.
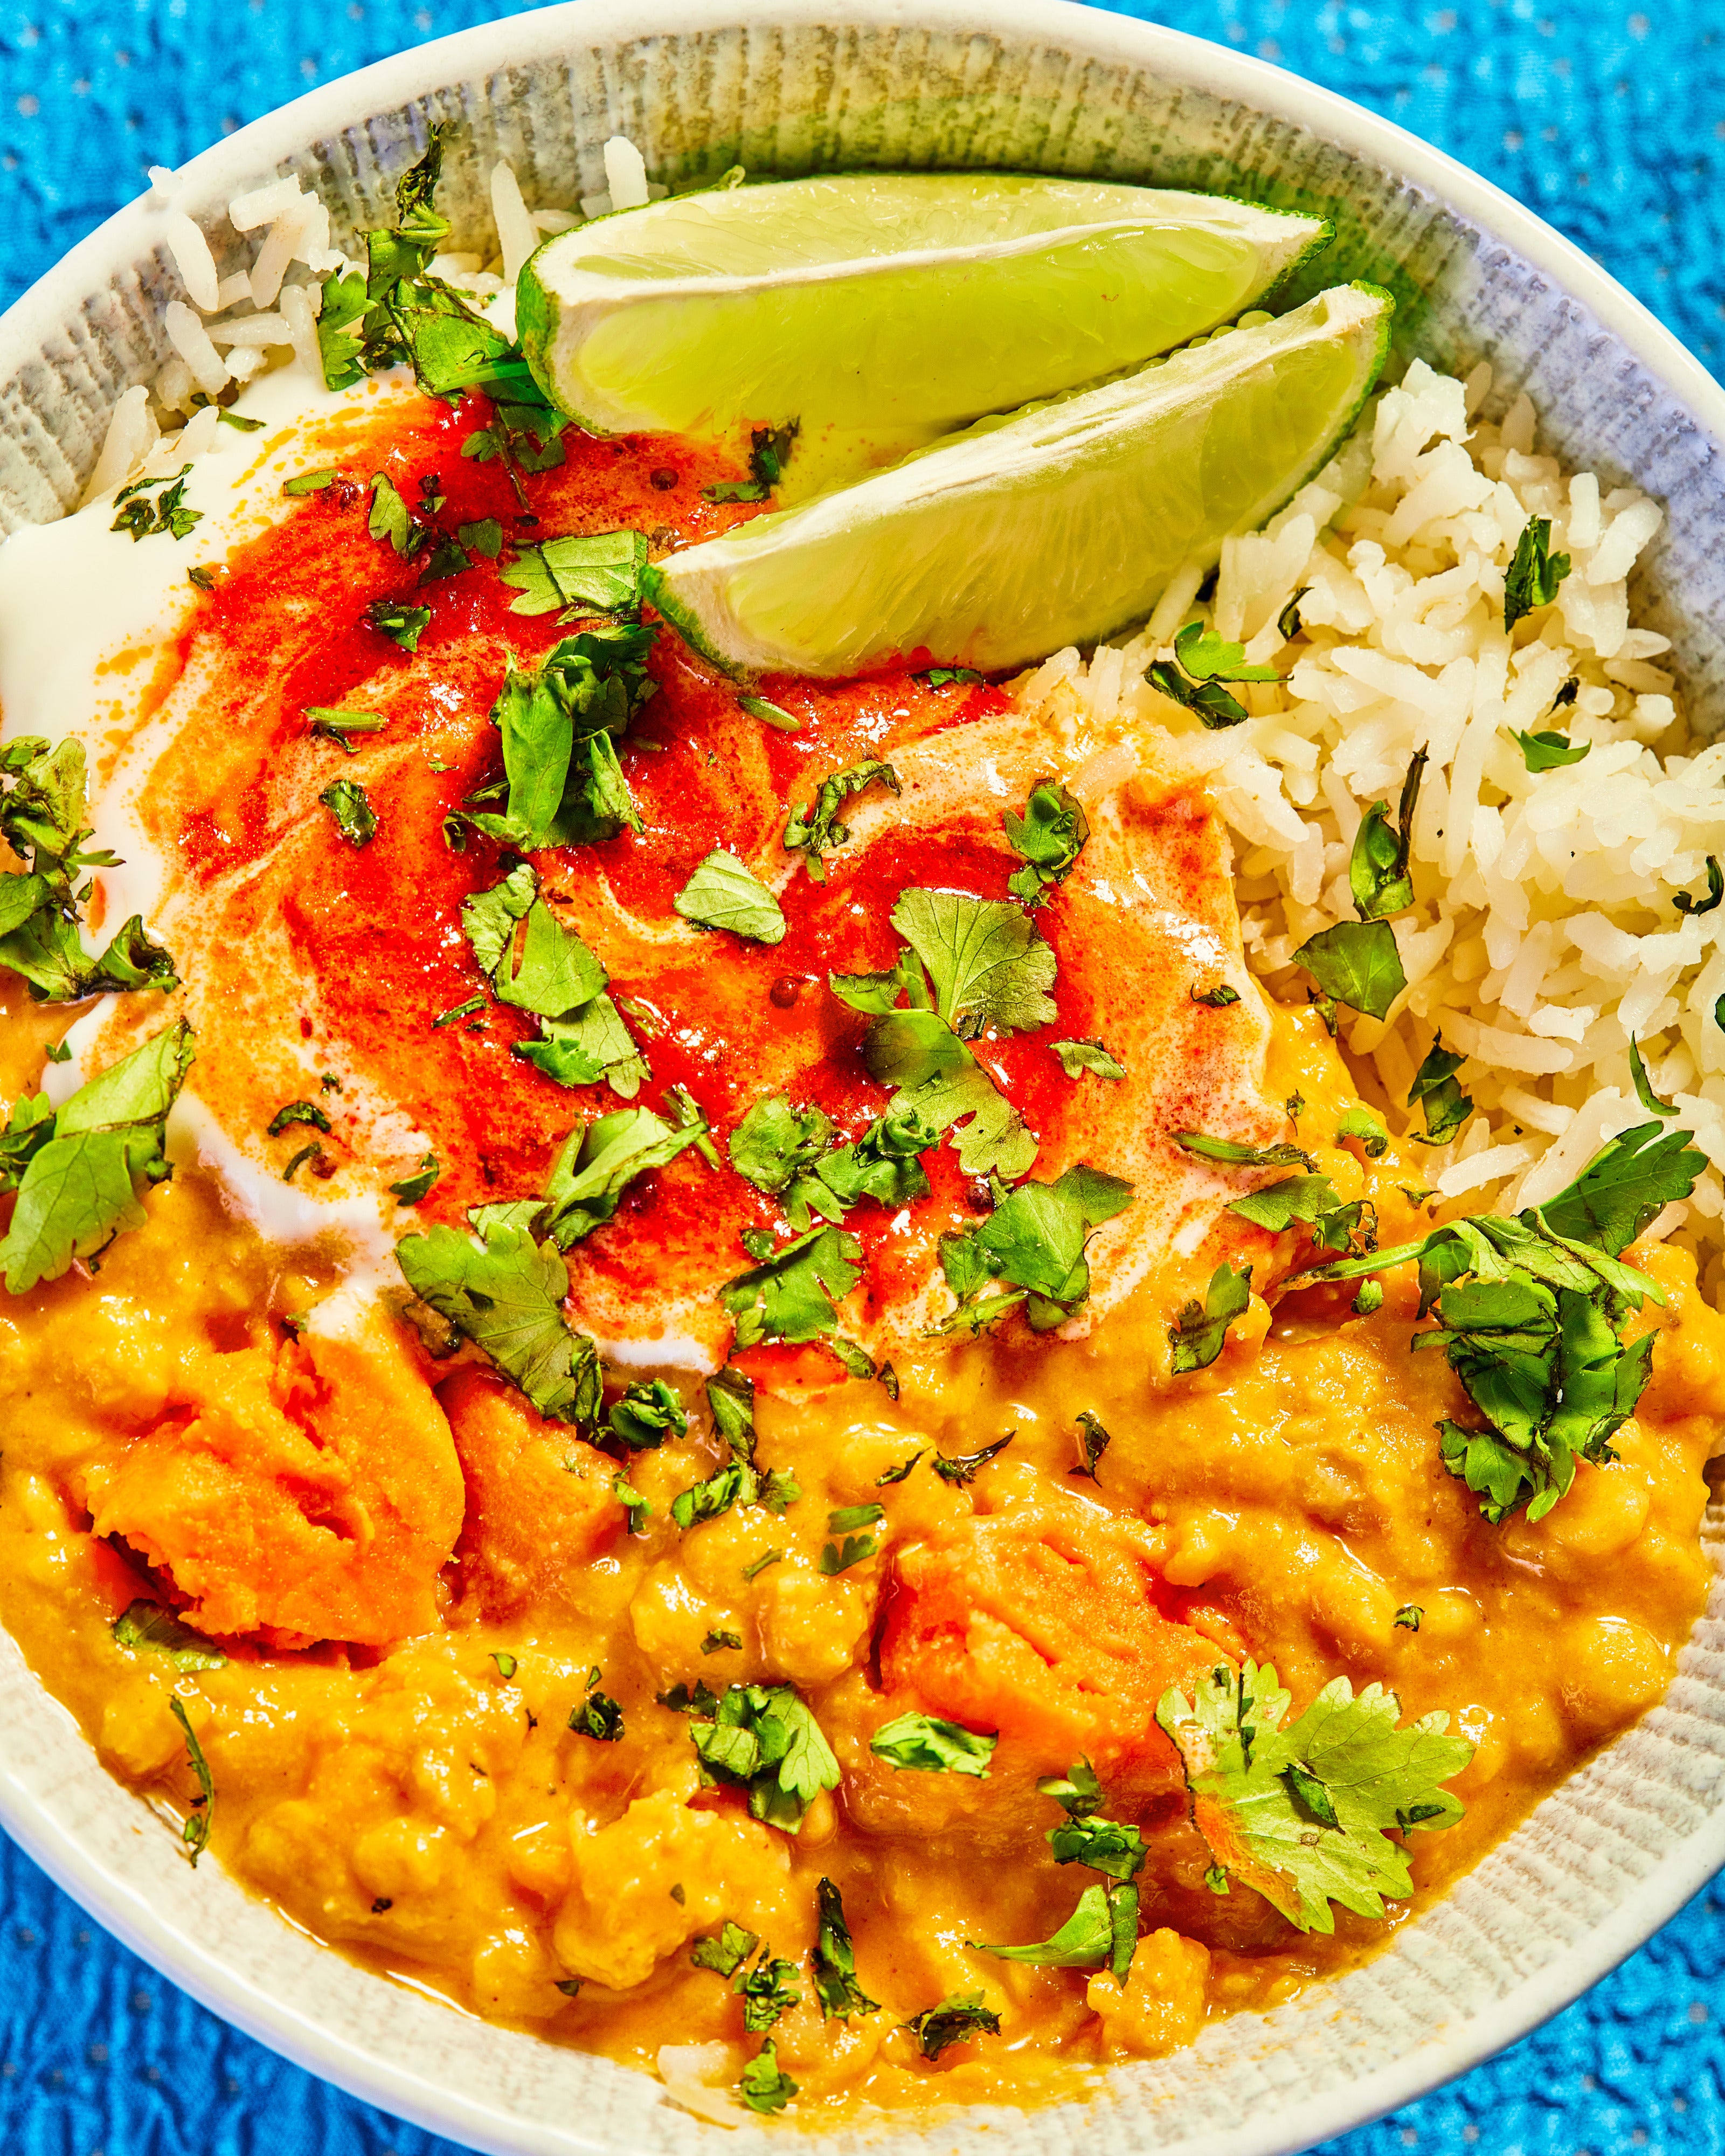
2 2 1723 2151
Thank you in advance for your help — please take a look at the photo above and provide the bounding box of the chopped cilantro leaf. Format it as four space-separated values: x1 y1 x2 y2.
1169 1261 1252 1373
0 1020 195 1295
918 666 986 687
1191 983 1242 1008
973 1880 1137 1977
742 1546 783 1581
609 1377 688 1450
491 1651 518 1678
737 2042 796 2114
388 1151 440 1205
739 695 799 732
1408 1040 1473 1145
1675 855 1725 918
364 598 432 652
368 471 414 556
1156 1660 1472 1932
281 1142 322 1182
890 888 1057 1038
706 1366 758 1461
317 779 377 846
459 517 504 559
1394 1605 1422 1631
691 1921 758 1978
570 1682 625 1741
930 1434 1012 1485
499 529 647 618
1277 587 1309 639
283 468 337 496
1145 620 1279 728
167 1697 215 1864
782 761 900 881
722 1224 863 1350
812 1878 879 2019
1539 1120 1703 1255
1227 1173 1342 1233
432 994 487 1029
1629 1036 1672 1117
733 1946 801 2031
1512 728 1590 772
267 1098 331 1137
936 1162 1133 1333
1293 919 1406 1023
1504 515 1572 631
1176 1131 1313 1170
828 1503 884 1532
1072 1408 1112 1480
1338 1103 1389 1158
1052 1036 1125 1080
674 850 786 944
1348 751 1426 921
728 1095 834 1196
687 1682 840 1832
112 1600 226 1673
395 1219 602 1426
307 707 386 753
470 1108 704 1250
110 464 202 542
701 1628 743 1654
869 1713 996 1777
903 1992 1000 2061
1003 780 1088 908
819 1533 876 1574
876 1450 922 1485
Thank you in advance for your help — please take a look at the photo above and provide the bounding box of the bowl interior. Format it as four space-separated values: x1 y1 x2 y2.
3 6 1725 2154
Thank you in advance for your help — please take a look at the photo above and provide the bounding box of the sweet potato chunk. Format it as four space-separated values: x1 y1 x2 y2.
86 1304 462 1647
437 1366 622 1618
850 1504 1225 1840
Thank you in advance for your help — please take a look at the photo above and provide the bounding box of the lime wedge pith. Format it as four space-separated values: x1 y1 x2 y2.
644 282 1394 681
518 173 1332 452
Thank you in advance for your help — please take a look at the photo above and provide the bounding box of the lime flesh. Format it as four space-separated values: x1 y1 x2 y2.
518 172 1332 461
645 283 1393 681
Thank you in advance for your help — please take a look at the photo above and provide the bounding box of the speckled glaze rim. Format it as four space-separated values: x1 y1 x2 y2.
2 4 1724 2153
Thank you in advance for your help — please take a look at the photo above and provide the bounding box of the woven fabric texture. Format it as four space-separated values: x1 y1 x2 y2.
1 0 1723 2150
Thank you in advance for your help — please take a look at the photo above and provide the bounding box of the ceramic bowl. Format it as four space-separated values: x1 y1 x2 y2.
3 4 1724 2151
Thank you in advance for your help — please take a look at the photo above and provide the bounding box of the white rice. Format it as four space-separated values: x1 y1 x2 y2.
1010 358 1725 1298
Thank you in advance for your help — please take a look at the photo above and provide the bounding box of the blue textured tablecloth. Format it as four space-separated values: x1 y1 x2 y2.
2 2 1723 2149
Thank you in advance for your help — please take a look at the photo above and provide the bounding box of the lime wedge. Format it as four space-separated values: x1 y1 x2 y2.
518 173 1331 465
644 282 1393 680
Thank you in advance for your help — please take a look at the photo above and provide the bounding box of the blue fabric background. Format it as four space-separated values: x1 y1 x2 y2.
2 1 1722 2148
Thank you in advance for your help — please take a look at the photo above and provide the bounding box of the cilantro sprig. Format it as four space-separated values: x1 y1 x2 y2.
1156 1661 1472 1933
1003 780 1088 907
935 1163 1133 1334
686 1682 841 1833
1146 621 1280 728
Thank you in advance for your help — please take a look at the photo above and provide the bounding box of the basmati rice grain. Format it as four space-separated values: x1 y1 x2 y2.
602 136 650 212
490 161 539 287
162 300 229 398
78 384 153 506
163 212 220 313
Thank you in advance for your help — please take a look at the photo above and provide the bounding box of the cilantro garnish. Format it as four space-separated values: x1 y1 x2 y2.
1191 983 1241 1008
570 1667 625 1742
886 889 1057 1038
692 1921 758 1978
1156 1660 1472 1932
1348 751 1426 921
110 463 202 542
1168 1261 1252 1373
739 695 799 733
918 666 986 687
1145 620 1280 728
1408 1039 1473 1145
1675 856 1724 918
307 707 386 754
283 469 337 496
611 1474 648 1533
1038 1759 1149 1881
1052 1037 1125 1080
1175 1131 1313 1171
282 1142 322 1182
819 1532 876 1574
1512 728 1590 772
318 779 377 846
498 530 647 619
432 994 487 1029
459 517 503 559
902 1993 1000 2061
460 862 648 1096
1277 587 1309 639
742 1546 784 1581
703 422 799 503
686 1682 840 1832
388 1151 440 1205
0 734 176 1004
936 1163 1133 1333
1395 1604 1422 1631
168 1697 216 1865
1316 1122 1704 1520
491 1651 518 1678
609 1377 688 1450
728 1093 933 1231
722 1223 863 1350
782 761 900 882
701 1628 742 1653
1227 1173 1345 1233
0 1020 195 1295
266 1098 331 1137
973 1881 1137 1977
1003 780 1088 908
812 1878 879 2019
674 849 786 945
930 1434 1013 1485
470 1107 706 1249
364 599 431 653
869 1712 997 1777
1504 515 1572 632
112 1600 226 1674
1338 1103 1389 1157
737 2041 797 2114
736 1945 802 2031
1072 1409 1111 1479
1293 920 1405 1025
671 1466 756 1529
395 1218 602 1426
